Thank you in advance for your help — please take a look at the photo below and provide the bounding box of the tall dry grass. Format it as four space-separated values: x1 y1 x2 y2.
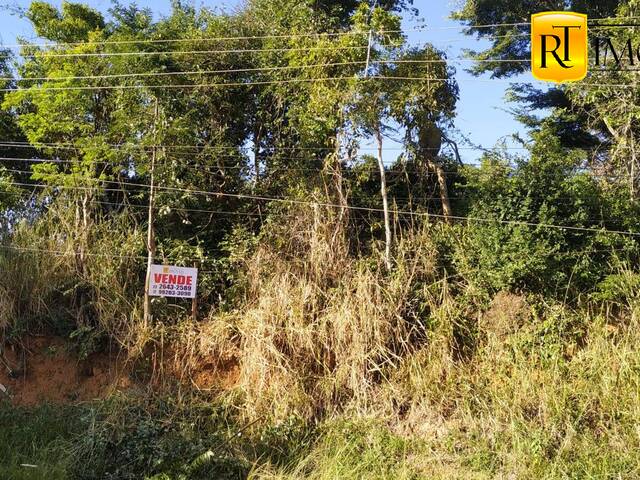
4 198 640 478
189 205 443 419
247 277 640 478
0 203 148 355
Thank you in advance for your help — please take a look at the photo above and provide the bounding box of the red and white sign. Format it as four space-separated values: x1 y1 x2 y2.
149 265 198 299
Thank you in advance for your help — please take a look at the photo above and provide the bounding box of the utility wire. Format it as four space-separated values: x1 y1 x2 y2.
5 17 640 51
0 188 464 205
14 44 370 59
0 187 632 226
1 163 462 178
0 141 626 154
0 24 526 50
0 75 392 93
1 178 639 237
0 61 367 82
0 244 231 262
4 74 636 94
0 58 527 83
0 141 532 152
2 242 636 263
2 157 632 178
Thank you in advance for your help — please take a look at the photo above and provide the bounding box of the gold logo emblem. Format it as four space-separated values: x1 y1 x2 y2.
531 12 588 83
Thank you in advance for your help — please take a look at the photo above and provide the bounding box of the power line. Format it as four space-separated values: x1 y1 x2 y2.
1 178 639 237
90 199 306 215
4 74 637 94
0 162 463 178
0 244 149 260
2 187 634 226
1 186 460 213
0 156 428 170
0 58 526 83
2 16 638 55
1 155 635 180
15 44 369 59
0 75 386 93
3 156 632 178
6 189 464 205
377 75 640 89
2 31 368 50
0 31 533 58
1 27 418 50
0 61 367 83
0 140 626 154
0 244 230 262
7 174 640 226
7 16 637 51
0 24 528 50
0 140 531 152
2 242 636 263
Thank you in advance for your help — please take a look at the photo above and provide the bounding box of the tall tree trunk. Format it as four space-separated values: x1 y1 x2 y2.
333 129 349 219
78 192 91 325
420 123 452 224
604 117 638 201
631 132 637 200
143 148 156 327
429 160 453 225
375 127 392 271
72 190 92 326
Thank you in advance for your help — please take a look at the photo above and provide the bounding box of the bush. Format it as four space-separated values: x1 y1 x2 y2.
455 133 640 296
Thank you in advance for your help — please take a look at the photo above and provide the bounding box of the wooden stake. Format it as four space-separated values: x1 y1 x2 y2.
191 261 199 322
143 99 159 326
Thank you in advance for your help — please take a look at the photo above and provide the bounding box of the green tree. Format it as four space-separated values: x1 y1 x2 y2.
453 0 620 77
458 128 639 294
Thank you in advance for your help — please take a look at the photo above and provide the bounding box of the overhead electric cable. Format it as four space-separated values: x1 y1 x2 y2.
1 179 639 237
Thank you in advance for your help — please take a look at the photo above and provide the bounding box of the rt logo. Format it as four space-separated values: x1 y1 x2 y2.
531 12 588 83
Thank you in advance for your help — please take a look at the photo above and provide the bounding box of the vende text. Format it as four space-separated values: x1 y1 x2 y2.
153 274 193 286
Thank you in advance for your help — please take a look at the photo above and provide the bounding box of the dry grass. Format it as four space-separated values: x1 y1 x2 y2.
188 205 441 419
3 204 640 478
0 222 76 336
361 290 640 478
0 205 148 355
246 289 640 478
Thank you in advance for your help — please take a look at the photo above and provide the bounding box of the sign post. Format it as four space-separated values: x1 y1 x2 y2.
191 261 199 321
144 98 159 325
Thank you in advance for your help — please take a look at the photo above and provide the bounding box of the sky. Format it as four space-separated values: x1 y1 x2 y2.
0 0 533 163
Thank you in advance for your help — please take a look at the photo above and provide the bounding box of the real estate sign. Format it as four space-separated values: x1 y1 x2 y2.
149 265 198 299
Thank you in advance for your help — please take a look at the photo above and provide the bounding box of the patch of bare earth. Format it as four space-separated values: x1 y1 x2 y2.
0 336 240 407
0 336 131 406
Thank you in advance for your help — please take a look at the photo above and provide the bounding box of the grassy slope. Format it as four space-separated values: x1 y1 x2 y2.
254 310 640 479
2 302 640 480
0 403 84 480
2 222 640 478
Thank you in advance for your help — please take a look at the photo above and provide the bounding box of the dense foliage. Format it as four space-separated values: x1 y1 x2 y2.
1 0 640 478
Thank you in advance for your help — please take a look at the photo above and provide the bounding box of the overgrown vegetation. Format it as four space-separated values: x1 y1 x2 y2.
0 401 85 479
5 287 640 478
2 0 640 478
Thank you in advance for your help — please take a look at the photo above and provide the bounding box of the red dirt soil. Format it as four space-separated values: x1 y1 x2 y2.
0 336 239 407
0 336 130 407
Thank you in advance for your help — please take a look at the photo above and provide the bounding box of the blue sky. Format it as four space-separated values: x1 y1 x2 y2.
0 0 534 163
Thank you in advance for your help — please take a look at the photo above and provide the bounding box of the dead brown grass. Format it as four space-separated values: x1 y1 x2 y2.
186 205 442 419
